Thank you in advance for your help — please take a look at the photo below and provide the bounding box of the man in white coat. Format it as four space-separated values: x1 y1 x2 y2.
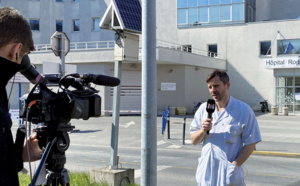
190 70 261 186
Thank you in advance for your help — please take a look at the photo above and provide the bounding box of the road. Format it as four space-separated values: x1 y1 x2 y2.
65 141 300 186
18 114 300 186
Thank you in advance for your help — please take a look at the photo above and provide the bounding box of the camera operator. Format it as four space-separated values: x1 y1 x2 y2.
0 7 42 185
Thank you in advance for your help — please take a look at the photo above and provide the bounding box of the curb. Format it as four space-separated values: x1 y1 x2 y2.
253 151 300 158
163 135 300 158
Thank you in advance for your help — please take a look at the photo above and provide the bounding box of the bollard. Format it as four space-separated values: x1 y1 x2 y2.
166 106 170 139
161 111 166 135
182 117 186 145
167 113 170 139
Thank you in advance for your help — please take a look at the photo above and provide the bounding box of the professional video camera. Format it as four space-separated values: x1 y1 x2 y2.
19 56 120 124
18 55 120 185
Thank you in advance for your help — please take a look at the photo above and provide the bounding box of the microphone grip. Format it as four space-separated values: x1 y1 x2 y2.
207 112 213 135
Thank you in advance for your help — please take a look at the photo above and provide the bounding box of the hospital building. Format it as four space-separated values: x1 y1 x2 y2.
2 0 300 115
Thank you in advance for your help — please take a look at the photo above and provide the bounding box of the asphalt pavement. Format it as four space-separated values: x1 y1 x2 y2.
11 111 300 159
164 111 300 158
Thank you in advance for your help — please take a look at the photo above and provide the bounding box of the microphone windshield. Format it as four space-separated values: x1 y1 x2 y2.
94 74 120 87
19 55 46 84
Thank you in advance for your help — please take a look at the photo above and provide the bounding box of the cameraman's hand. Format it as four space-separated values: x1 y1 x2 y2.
22 133 43 162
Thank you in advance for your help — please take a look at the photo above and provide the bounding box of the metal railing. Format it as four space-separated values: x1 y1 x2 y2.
34 40 114 52
157 39 224 59
34 39 224 59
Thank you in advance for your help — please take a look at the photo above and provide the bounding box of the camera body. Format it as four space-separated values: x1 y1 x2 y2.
20 76 101 124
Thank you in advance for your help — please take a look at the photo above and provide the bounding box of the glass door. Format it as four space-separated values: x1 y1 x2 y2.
276 76 300 113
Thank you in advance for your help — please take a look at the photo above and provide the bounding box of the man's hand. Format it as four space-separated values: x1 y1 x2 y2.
232 143 256 167
191 118 213 145
22 133 43 162
202 118 212 133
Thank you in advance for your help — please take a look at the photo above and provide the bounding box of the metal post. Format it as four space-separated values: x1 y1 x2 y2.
59 34 65 76
141 0 157 185
110 61 122 170
167 112 170 139
183 117 186 145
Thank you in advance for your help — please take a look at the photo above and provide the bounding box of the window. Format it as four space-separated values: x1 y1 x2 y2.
29 19 40 31
56 0 62 2
177 0 187 8
182 45 192 53
56 20 63 32
177 9 187 25
221 0 231 4
199 7 208 22
208 44 217 57
177 0 249 27
199 0 208 6
232 3 244 20
210 0 219 5
92 18 100 31
210 6 220 22
188 0 197 7
188 8 198 24
73 0 80 2
221 5 231 21
232 0 244 2
277 39 300 55
73 19 80 31
260 41 271 56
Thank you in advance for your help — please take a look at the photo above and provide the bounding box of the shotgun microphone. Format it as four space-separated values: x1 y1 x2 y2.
206 99 216 135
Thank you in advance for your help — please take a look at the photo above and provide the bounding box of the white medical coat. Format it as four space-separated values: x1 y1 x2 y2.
190 96 261 186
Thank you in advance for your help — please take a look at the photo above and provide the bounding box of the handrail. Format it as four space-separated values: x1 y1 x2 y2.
156 39 224 59
34 39 224 59
34 40 114 52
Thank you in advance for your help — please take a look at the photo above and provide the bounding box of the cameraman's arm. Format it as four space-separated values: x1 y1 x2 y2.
22 133 43 162
15 125 26 171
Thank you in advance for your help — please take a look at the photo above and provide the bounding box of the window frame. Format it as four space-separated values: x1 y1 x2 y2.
208 44 218 57
56 20 63 32
260 41 272 57
92 18 100 31
29 19 40 31
177 0 247 27
73 19 80 32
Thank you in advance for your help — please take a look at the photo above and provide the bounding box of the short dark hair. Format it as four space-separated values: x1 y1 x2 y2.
206 70 230 84
0 7 34 55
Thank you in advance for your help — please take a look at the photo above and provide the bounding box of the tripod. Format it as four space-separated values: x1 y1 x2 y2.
29 122 74 186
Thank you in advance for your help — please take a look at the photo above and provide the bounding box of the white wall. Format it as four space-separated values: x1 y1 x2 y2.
2 0 114 44
156 0 300 110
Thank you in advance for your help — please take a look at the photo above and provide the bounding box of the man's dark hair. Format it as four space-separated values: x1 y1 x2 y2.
206 70 230 84
0 7 34 55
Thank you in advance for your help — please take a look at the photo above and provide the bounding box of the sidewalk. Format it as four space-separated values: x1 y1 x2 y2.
163 112 300 158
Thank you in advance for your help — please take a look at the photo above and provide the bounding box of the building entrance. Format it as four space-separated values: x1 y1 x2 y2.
276 76 300 113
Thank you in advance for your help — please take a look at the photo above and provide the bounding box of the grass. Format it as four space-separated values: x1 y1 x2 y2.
19 171 139 186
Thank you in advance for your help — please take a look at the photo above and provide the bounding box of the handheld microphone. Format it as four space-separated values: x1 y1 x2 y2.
71 73 120 87
19 55 46 84
206 99 216 135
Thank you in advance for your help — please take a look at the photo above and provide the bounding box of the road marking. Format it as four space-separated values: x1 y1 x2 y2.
120 121 135 128
157 140 167 146
135 165 172 179
167 145 181 149
184 140 192 144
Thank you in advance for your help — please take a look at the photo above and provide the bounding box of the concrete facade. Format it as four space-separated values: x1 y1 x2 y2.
2 0 300 114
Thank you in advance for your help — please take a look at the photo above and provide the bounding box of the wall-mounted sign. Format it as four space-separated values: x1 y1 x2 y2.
161 83 176 91
264 57 300 69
